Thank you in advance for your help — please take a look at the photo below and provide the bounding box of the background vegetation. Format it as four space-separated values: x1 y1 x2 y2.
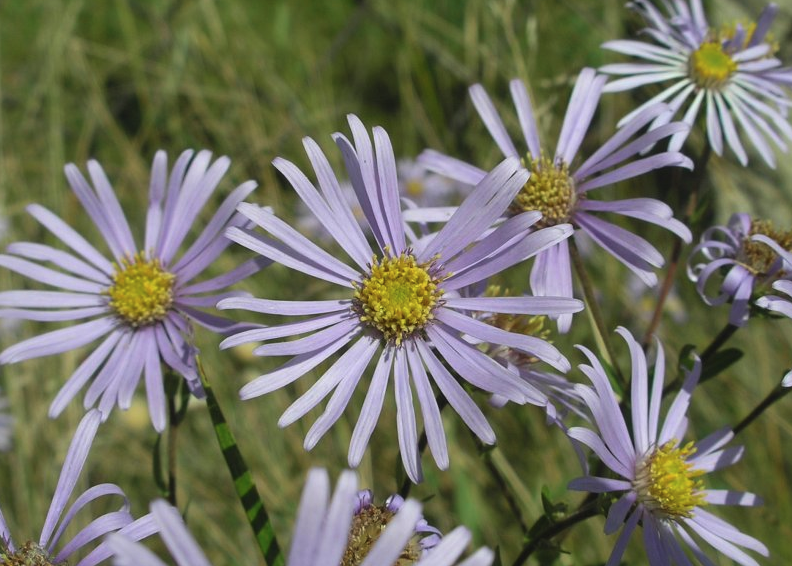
1 0 791 564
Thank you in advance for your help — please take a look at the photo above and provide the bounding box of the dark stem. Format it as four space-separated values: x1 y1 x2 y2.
662 322 739 396
642 143 712 346
511 499 600 566
569 237 625 391
734 379 792 435
198 357 284 566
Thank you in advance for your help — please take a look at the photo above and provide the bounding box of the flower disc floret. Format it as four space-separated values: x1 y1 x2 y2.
107 251 175 327
343 503 423 566
0 541 61 566
633 441 706 519
353 251 443 345
689 42 737 90
509 155 576 227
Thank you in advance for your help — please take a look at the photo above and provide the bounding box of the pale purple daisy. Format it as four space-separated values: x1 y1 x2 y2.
108 500 211 566
687 212 792 326
568 327 768 566
418 68 692 333
752 234 792 386
0 410 156 566
289 468 494 566
0 150 269 431
108 469 492 566
220 115 582 482
398 158 465 208
601 1 792 167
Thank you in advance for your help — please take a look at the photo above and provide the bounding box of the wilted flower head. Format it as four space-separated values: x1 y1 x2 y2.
568 328 768 565
0 150 268 431
221 114 583 482
419 68 692 333
601 0 792 167
0 410 156 566
687 212 792 326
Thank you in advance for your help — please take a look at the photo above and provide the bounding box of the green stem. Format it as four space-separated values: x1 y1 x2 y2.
569 238 625 391
198 357 284 566
663 322 739 396
511 499 600 566
734 378 792 435
479 442 529 537
642 143 712 347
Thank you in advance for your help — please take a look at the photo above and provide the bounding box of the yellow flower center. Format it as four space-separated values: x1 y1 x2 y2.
741 219 792 276
405 179 424 198
689 42 737 89
1 540 62 566
342 504 422 566
353 251 443 345
633 441 706 519
107 251 175 327
509 155 576 228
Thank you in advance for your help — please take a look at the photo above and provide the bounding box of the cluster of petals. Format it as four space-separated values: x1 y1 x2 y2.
601 0 792 167
418 67 692 332
752 234 792 386
567 327 768 565
220 114 583 483
108 469 491 566
0 150 268 431
0 410 156 566
686 212 790 326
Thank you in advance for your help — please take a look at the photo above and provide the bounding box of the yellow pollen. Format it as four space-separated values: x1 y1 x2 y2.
510 155 576 227
634 441 706 519
741 218 792 276
353 251 444 345
107 251 175 327
342 504 422 566
689 42 737 89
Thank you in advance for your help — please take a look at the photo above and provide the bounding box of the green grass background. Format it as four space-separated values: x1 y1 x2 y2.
1 0 792 564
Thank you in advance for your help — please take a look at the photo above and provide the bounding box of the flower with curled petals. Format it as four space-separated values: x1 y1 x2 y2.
601 0 792 167
220 114 583 483
751 234 792 386
687 212 792 326
418 68 692 333
0 410 156 566
0 150 269 431
568 328 768 566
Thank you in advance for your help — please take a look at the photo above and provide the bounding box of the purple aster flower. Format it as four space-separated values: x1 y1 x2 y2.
601 1 792 167
687 212 792 326
0 409 156 566
418 68 692 333
0 150 269 431
220 115 583 482
568 327 768 566
290 468 493 566
107 500 211 566
398 158 466 208
108 469 492 566
752 234 792 386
